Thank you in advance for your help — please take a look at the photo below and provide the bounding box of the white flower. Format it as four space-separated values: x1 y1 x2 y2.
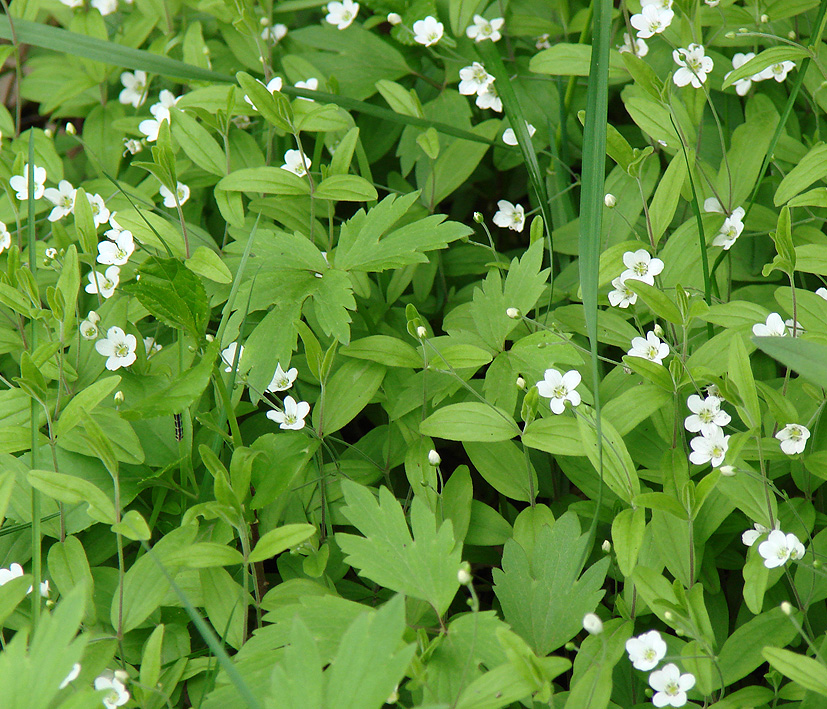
776 423 810 455
0 222 9 254
604 193 617 208
295 78 318 101
138 91 179 142
261 23 288 44
58 0 84 7
159 181 190 208
9 164 46 201
536 368 582 414
80 311 101 340
705 0 719 5
684 394 730 436
752 312 787 337
119 70 148 108
243 77 283 111
689 429 730 467
0 562 24 586
742 521 777 547
428 449 441 466
413 16 444 46
281 149 310 177
94 675 130 709
758 529 805 569
673 44 713 88
816 287 827 300
493 200 525 232
267 363 298 392
625 630 667 671
759 61 796 82
95 326 137 371
139 115 167 142
39 579 50 597
503 121 536 146
618 32 649 57
86 193 111 228
43 180 76 221
326 0 359 29
475 84 502 112
621 249 664 285
59 663 81 689
628 331 669 365
221 342 244 372
90 0 117 15
97 230 135 266
630 5 674 39
144 336 162 357
458 62 494 96
506 307 521 319
85 266 120 299
583 613 603 635
725 53 757 96
785 318 804 336
641 0 673 8
457 563 471 584
712 207 745 249
466 14 504 42
267 395 311 430
703 197 724 214
608 276 637 308
535 33 551 50
649 663 696 708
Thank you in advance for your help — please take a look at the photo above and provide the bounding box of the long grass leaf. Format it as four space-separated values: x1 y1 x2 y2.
578 0 611 556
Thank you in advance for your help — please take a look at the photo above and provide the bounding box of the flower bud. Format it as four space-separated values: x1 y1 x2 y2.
428 449 441 466
760 13 769 22
260 16 269 25
66 122 76 136
814 559 822 569
564 642 577 652
473 211 484 223
516 376 526 389
582 613 603 635
44 128 53 138
387 12 402 25
664 611 674 621
205 334 215 342
506 307 521 319
604 193 616 208
114 391 124 405
458 562 472 585
45 247 57 259
780 601 793 616
738 27 748 33
386 686 399 704
602 540 611 553
657 139 668 147
114 669 129 683
719 465 735 477
788 31 796 40
416 325 427 339
653 323 664 338
725 31 736 39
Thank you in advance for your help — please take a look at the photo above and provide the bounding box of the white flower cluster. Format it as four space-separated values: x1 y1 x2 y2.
458 61 502 112
626 629 696 707
138 89 181 142
609 249 664 309
725 52 796 96
536 368 581 415
630 0 674 40
672 44 713 88
743 522 806 569
686 393 730 468
84 215 137 302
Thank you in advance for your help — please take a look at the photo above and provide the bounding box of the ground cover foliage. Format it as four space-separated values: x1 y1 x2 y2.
3 0 827 706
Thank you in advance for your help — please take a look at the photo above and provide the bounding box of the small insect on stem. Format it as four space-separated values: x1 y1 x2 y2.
174 413 183 442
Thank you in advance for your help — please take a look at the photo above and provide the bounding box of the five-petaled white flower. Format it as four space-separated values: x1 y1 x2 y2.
628 331 669 364
144 336 162 357
221 342 244 372
625 630 667 671
758 529 805 569
536 368 582 414
90 0 117 15
685 394 731 436
752 312 787 337
649 663 696 708
261 23 288 44
609 276 637 308
0 222 9 254
493 200 525 232
759 61 796 82
475 84 503 112
123 138 143 156
712 207 745 250
86 193 111 228
0 562 24 586
243 77 283 111
10 164 47 201
295 78 318 101
139 90 180 141
326 0 359 29
618 32 649 57
119 70 148 108
466 14 504 42
725 53 757 96
59 663 81 690
776 423 810 455
503 121 536 146
94 674 130 709
97 230 135 266
267 395 311 430
673 44 714 88
267 363 298 392
281 149 310 177
621 249 664 285
458 63 494 96
159 182 190 208
413 16 444 46
535 33 551 50
43 180 76 221
742 521 778 547
85 266 120 299
785 318 804 336
689 428 730 467
95 326 137 370
80 311 101 340
630 5 674 39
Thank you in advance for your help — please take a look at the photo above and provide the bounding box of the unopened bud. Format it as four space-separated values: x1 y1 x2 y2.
516 376 526 389
602 540 611 553
45 247 57 259
664 611 674 621
386 685 399 704
604 193 616 208
780 601 793 616
653 323 664 338
738 27 748 33
657 139 668 147
458 561 472 585
473 211 484 223
725 31 736 39
428 449 441 466
387 12 402 25
114 669 129 683
114 391 124 405
564 642 577 652
814 559 822 569
205 334 215 342
760 13 769 23
66 122 76 135
506 307 521 319
582 613 603 635
416 325 427 339
788 31 796 40
44 128 53 138
260 16 269 25
719 465 735 477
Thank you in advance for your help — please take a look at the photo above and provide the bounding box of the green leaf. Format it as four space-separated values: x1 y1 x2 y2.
626 280 683 324
463 440 537 502
123 258 210 342
752 336 827 389
522 418 583 456
111 510 151 541
314 174 378 202
167 542 244 568
577 410 639 503
248 524 316 563
420 403 519 442
722 45 810 90
375 79 423 118
235 71 293 132
729 335 761 428
217 167 310 196
46 535 95 623
28 469 116 524
763 647 827 698
649 152 687 243
529 43 627 78
140 624 165 692
340 335 421 368
774 142 827 206
171 109 226 176
186 246 233 284
492 513 610 655
611 507 645 577
313 359 385 435
336 480 461 616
